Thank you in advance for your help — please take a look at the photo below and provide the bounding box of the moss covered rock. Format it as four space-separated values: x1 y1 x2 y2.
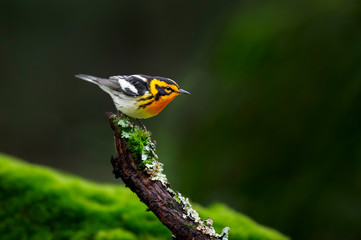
0 153 288 240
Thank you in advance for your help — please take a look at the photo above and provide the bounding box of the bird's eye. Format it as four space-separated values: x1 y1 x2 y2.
165 87 172 91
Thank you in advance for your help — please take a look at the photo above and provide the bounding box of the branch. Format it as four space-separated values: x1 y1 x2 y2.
106 113 229 240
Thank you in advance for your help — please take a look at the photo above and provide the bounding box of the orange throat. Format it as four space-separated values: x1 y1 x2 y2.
146 95 177 116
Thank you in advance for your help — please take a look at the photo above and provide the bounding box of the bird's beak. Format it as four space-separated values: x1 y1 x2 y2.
176 89 191 95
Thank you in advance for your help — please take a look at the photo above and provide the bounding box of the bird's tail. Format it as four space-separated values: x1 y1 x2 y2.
75 74 104 85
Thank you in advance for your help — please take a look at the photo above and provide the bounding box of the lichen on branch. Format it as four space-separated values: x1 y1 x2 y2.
108 113 230 240
112 115 168 183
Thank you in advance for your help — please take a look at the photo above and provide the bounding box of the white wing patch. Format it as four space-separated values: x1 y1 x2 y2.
117 78 139 95
132 75 148 82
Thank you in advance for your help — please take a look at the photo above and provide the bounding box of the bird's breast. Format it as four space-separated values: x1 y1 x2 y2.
145 95 177 116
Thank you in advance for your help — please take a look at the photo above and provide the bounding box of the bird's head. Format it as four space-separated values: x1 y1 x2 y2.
145 77 190 116
150 77 190 100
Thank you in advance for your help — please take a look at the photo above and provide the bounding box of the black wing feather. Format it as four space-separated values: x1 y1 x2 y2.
127 75 150 96
109 75 151 97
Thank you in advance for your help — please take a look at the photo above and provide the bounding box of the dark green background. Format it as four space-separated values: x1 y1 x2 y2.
1 1 360 239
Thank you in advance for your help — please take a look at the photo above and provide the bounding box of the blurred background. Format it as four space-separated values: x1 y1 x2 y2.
1 0 361 239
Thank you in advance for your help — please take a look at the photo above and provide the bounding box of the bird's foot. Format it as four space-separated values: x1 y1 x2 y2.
116 110 123 117
136 118 147 132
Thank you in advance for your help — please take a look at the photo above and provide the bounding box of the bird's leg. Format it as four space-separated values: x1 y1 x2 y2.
116 110 123 117
136 118 147 131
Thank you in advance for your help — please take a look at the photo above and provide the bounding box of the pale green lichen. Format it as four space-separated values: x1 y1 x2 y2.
173 191 230 239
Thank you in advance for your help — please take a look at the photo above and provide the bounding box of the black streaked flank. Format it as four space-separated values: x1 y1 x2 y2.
138 100 154 109
137 94 154 102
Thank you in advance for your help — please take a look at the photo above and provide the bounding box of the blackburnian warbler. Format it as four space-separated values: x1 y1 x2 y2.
75 74 190 119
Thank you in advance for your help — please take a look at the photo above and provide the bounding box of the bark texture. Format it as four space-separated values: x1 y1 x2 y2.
106 113 213 240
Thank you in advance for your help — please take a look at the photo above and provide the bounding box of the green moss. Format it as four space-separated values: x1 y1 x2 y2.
126 128 150 164
0 153 289 240
112 115 156 169
0 153 169 240
197 204 288 240
95 228 136 240
173 194 181 204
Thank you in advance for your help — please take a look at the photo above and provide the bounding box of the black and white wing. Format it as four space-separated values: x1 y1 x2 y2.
109 75 151 97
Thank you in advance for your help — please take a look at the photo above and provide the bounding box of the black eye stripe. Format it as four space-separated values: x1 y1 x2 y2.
155 85 173 100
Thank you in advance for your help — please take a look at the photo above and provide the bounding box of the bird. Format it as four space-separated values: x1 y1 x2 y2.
75 74 190 128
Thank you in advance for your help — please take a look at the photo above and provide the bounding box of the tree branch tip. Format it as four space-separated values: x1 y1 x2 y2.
105 112 116 118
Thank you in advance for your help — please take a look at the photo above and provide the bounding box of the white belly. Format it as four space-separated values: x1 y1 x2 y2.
101 87 152 119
